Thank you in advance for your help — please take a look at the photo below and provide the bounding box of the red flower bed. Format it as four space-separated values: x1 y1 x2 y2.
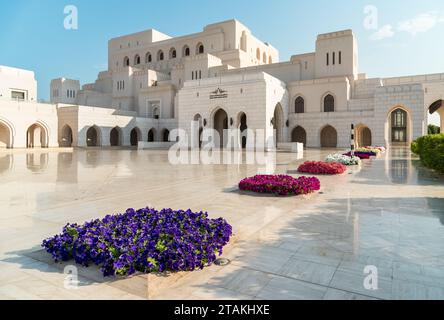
239 175 320 196
297 161 347 175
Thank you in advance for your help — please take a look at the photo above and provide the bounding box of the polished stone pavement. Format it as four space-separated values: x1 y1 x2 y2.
0 147 443 300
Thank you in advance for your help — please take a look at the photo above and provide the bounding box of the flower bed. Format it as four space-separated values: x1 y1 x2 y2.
355 148 379 156
326 154 361 166
42 208 232 277
343 152 372 159
365 146 386 153
297 161 347 175
239 175 320 196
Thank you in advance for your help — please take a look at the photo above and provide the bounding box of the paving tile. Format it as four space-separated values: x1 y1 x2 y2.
256 275 327 300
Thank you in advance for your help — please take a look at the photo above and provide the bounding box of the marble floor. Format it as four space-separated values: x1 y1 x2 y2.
0 147 443 300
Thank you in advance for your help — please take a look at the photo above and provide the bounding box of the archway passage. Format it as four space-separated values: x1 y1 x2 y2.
321 125 338 148
148 129 155 142
27 123 48 148
61 125 73 147
273 104 284 146
214 109 228 148
291 126 307 146
130 128 140 146
429 100 443 131
0 122 11 149
391 109 408 144
239 113 247 149
162 129 170 142
356 126 372 147
110 127 121 146
87 127 99 147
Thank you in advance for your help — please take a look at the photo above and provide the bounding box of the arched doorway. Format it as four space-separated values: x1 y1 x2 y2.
110 127 121 146
428 100 443 132
390 109 408 144
213 109 228 148
27 123 48 148
86 126 100 147
273 104 284 146
162 129 170 142
0 121 12 149
291 126 307 146
193 114 204 148
320 125 337 148
148 128 156 142
356 126 372 147
238 112 247 149
60 125 73 147
130 128 140 146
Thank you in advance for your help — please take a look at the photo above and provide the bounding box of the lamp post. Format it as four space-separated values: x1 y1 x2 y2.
350 124 355 156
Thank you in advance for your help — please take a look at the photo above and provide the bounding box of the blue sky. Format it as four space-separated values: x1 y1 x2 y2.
0 0 443 107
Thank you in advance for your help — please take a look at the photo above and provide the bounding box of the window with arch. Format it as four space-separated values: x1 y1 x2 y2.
295 96 305 114
123 56 130 67
152 107 160 119
183 45 190 57
256 48 261 61
263 52 267 64
145 52 152 63
157 50 164 61
323 94 335 112
196 43 204 55
169 47 177 59
269 56 273 64
134 55 141 65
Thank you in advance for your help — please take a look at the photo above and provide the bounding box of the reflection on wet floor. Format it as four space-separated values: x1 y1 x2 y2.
0 147 443 299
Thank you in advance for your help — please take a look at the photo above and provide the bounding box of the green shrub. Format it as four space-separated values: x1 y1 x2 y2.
411 134 444 173
428 124 441 135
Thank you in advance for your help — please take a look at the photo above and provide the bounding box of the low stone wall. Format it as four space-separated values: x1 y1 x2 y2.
138 141 175 150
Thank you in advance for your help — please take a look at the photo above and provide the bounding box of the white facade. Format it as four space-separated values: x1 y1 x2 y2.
1 19 443 149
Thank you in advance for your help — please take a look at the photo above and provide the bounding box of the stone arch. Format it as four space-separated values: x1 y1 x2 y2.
148 128 156 142
157 50 164 61
293 95 305 114
0 118 14 149
110 127 122 146
169 47 177 59
123 56 130 66
134 54 141 65
130 127 141 146
386 105 412 146
273 103 284 145
355 124 372 148
145 52 152 63
27 122 48 148
60 124 73 147
320 125 338 148
196 42 204 55
263 52 267 64
428 99 443 131
212 108 228 148
322 92 335 113
291 126 307 146
86 126 101 147
237 112 248 149
162 129 170 142
182 45 190 57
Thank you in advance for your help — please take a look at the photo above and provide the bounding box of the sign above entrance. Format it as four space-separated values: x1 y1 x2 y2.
210 88 228 100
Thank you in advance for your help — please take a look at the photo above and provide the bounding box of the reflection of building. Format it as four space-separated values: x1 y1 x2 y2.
1 19 444 150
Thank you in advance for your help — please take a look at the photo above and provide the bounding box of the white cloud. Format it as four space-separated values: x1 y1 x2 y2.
370 24 395 41
397 12 444 35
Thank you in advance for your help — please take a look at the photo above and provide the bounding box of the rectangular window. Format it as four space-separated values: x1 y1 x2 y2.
199 70 202 79
339 51 342 64
326 53 329 66
11 90 25 100
333 52 335 65
192 71 194 80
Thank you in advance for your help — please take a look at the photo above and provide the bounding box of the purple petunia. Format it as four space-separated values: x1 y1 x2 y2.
42 208 233 277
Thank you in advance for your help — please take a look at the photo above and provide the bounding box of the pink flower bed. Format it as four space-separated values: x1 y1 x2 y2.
239 175 320 196
297 161 347 175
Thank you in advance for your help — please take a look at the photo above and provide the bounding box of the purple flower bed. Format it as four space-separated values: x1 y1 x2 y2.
343 152 372 159
42 208 232 277
239 175 321 196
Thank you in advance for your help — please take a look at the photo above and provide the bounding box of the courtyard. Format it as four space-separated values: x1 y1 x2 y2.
0 147 443 300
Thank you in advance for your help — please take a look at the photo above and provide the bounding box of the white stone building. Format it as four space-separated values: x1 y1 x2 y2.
1 19 443 150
